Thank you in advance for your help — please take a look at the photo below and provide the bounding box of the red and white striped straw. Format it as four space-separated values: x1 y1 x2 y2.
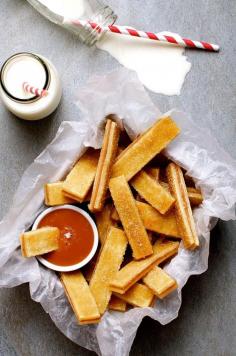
23 82 48 97
71 19 219 52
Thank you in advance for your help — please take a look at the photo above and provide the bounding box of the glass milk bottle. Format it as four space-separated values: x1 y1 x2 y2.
27 0 117 46
0 52 62 121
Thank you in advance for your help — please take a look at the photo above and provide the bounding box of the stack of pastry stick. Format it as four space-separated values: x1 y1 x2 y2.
43 116 203 324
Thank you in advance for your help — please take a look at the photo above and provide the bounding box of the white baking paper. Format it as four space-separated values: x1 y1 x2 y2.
0 68 236 356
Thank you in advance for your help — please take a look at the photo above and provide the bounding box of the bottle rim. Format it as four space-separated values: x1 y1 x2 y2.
0 52 50 103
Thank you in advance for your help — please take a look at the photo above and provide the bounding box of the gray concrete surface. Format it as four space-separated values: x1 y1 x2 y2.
0 0 236 355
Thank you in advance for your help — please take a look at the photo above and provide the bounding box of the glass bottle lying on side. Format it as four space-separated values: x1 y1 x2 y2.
26 0 117 46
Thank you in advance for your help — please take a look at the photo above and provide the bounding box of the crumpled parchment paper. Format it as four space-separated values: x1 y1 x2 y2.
0 68 236 356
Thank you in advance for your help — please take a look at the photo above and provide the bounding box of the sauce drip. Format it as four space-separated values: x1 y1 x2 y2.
38 209 94 266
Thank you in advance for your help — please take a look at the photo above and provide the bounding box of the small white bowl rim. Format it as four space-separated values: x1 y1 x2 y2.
32 205 99 272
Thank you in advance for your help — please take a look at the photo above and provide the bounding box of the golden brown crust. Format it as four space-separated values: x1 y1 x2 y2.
95 203 114 245
109 239 179 294
89 227 127 314
111 202 181 238
187 187 203 206
108 295 127 311
62 148 99 202
109 175 153 260
143 266 177 299
111 116 180 181
131 170 175 214
79 317 101 325
114 283 155 308
44 185 49 206
157 282 178 299
20 233 26 257
145 167 160 181
89 120 120 212
60 271 100 325
59 191 83 203
44 182 75 206
111 206 120 221
166 163 199 250
160 181 203 206
20 227 60 258
136 201 180 237
82 253 98 282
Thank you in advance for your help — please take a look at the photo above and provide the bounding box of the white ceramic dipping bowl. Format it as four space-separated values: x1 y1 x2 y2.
32 205 99 272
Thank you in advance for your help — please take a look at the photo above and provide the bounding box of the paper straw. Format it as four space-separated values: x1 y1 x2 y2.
23 82 48 97
71 19 219 52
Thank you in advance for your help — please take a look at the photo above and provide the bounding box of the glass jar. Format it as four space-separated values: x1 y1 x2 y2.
26 0 117 46
0 53 62 121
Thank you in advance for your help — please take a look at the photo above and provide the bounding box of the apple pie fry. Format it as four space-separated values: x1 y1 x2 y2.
186 187 203 206
82 253 98 282
136 201 180 237
160 182 203 206
60 271 100 325
131 170 175 214
20 227 59 258
111 201 180 238
145 167 160 181
143 266 177 299
62 148 99 202
167 163 199 250
109 295 127 312
114 283 155 308
109 175 153 260
111 116 180 181
44 182 76 206
95 203 114 245
90 227 127 314
89 119 120 212
110 239 179 294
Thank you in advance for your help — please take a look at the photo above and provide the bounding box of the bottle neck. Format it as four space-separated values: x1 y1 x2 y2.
63 6 117 46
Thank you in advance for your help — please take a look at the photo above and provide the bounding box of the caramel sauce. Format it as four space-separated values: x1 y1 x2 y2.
38 209 94 266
